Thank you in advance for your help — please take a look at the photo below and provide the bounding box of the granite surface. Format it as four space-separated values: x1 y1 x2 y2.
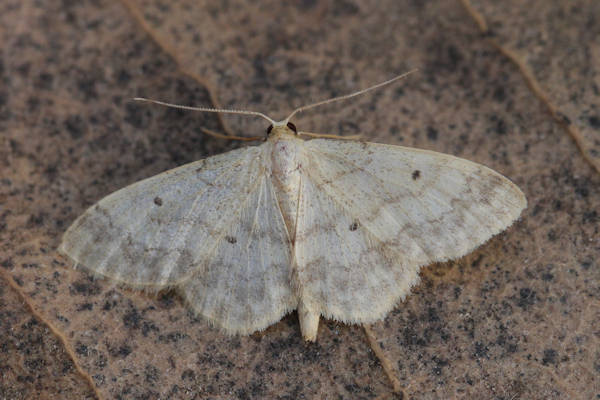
1 1 598 399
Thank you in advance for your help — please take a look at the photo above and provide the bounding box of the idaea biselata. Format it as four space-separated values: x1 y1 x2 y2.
59 72 526 341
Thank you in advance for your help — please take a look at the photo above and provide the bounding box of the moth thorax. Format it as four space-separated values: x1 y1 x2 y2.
270 137 303 237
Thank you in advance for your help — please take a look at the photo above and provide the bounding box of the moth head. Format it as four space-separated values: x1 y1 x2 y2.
267 120 298 137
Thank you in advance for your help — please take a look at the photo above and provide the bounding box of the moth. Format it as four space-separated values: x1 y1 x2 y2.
60 72 526 341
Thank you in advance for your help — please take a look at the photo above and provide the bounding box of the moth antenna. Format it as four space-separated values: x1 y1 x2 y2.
283 69 418 124
132 97 276 125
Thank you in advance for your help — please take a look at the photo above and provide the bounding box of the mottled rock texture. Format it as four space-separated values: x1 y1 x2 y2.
1 1 598 399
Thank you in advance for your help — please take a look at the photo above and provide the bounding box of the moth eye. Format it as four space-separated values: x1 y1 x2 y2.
286 121 297 134
267 125 273 134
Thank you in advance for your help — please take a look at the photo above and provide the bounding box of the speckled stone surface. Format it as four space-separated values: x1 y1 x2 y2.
1 1 598 399
0 275 97 399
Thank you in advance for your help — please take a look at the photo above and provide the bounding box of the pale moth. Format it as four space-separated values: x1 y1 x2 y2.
60 72 527 341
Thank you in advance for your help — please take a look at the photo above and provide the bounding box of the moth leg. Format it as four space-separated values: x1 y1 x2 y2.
298 131 362 140
200 127 263 142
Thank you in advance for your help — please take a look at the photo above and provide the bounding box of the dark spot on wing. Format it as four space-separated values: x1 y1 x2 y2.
226 235 237 244
349 221 359 231
154 197 163 206
412 170 421 180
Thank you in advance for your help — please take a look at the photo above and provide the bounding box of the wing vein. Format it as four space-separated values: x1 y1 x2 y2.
246 174 266 329
305 146 451 262
93 202 157 278
195 158 266 327
303 151 403 247
160 152 253 276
